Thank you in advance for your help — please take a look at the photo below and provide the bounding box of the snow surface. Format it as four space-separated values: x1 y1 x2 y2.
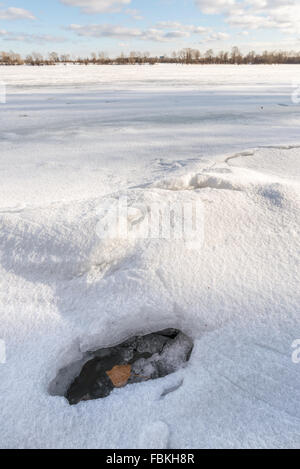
0 64 300 449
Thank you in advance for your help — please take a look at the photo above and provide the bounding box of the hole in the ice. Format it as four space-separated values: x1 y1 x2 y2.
50 329 194 406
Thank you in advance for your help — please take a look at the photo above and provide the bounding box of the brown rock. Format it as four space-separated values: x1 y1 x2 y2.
106 364 132 388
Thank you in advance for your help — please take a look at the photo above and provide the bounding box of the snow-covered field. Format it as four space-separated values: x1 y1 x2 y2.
0 64 300 449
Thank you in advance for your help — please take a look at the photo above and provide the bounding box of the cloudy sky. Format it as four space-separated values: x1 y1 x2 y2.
0 0 300 56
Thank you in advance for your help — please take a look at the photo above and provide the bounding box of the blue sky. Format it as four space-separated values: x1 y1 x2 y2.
0 0 299 57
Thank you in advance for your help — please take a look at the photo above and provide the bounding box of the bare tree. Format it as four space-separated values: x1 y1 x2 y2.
2 47 300 66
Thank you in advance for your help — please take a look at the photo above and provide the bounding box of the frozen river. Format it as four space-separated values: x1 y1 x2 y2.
1 64 300 207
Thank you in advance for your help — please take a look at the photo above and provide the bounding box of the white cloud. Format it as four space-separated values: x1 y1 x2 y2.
69 23 142 38
227 1 300 34
208 32 230 41
125 9 143 20
68 22 230 44
0 30 67 43
0 7 36 20
68 24 187 42
195 0 236 15
61 0 131 14
156 22 209 35
195 0 300 35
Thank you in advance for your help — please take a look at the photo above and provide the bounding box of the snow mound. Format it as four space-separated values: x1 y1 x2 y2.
1 146 299 448
152 171 243 192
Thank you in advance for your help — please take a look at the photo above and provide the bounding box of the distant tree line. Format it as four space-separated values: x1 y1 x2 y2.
2 47 300 66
